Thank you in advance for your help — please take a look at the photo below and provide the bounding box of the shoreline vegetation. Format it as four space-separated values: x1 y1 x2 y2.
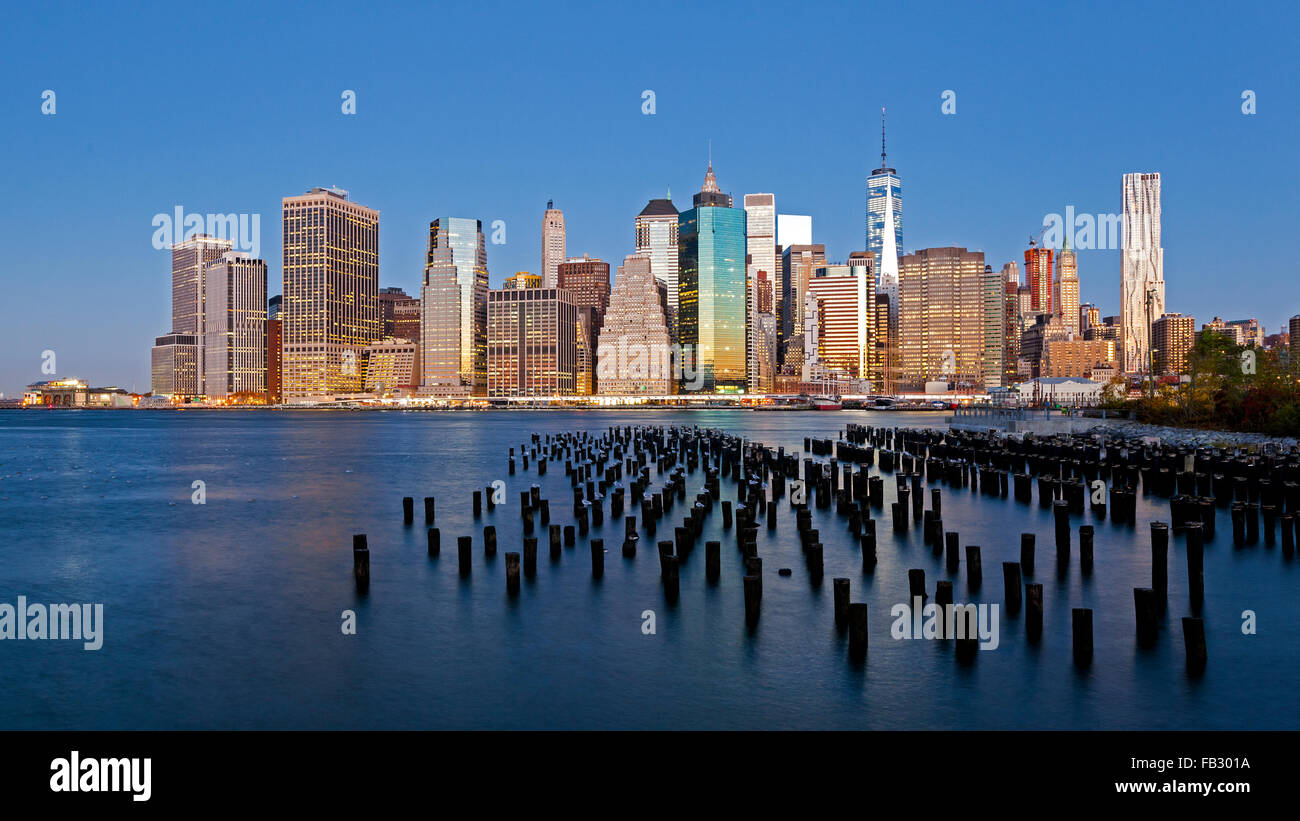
1096 331 1300 441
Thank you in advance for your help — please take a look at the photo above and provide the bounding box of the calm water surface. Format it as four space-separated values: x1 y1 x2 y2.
1 409 1296 729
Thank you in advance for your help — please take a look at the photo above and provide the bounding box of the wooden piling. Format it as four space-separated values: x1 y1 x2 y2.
1002 562 1022 615
833 578 850 628
1072 608 1093 666
1025 583 1042 642
505 552 520 595
848 603 868 661
1133 587 1157 647
403 496 414 524
1182 616 1207 674
427 527 440 557
352 534 369 592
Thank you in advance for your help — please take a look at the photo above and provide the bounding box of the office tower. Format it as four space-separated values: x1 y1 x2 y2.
1080 303 1100 335
378 287 417 338
1024 241 1054 317
898 247 986 389
1226 318 1264 348
541 200 566 289
744 194 777 393
807 257 874 379
1043 338 1116 379
169 233 233 391
1016 286 1034 330
421 217 489 396
1152 312 1195 375
362 338 419 393
597 254 673 395
505 272 542 290
982 264 1004 388
268 294 282 321
866 109 902 304
780 244 827 343
1056 240 1079 334
1020 315 1070 379
557 254 611 317
281 187 380 399
1290 315 1300 364
487 287 577 396
635 195 680 337
777 214 812 248
1002 262 1020 386
392 299 420 343
574 307 598 395
203 252 268 397
1120 172 1165 374
678 162 747 393
150 333 200 398
870 292 891 390
266 315 281 403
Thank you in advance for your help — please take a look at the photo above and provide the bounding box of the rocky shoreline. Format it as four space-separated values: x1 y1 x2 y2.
1084 420 1299 450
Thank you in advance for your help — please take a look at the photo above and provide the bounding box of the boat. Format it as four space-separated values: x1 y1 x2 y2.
810 396 842 411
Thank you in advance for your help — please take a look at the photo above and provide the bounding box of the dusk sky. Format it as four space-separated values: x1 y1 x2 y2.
2 0 1296 396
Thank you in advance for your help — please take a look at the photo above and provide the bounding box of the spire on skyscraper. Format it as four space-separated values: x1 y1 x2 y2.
701 163 719 193
881 106 887 169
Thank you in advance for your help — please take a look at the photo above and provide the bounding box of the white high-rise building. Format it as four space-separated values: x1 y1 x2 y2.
541 200 566 289
634 195 679 337
203 251 268 397
744 193 776 392
1119 172 1164 374
776 214 812 248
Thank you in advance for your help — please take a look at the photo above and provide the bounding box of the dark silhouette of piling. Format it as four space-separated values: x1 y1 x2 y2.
472 490 481 517
908 568 926 602
523 537 537 577
1151 522 1169 608
1079 525 1094 574
1072 608 1093 667
427 527 440 557
457 536 472 576
1185 522 1204 605
590 538 604 578
743 575 761 625
484 525 497 557
935 581 954 639
352 534 369 592
946 536 960 572
424 496 436 523
565 524 575 546
1133 587 1157 647
965 545 982 589
1025 583 1043 642
833 578 850 628
1002 562 1022 615
1182 617 1207 674
549 525 562 559
848 603 868 661
403 496 414 524
1020 533 1035 574
505 552 520 595
663 555 680 603
706 540 720 583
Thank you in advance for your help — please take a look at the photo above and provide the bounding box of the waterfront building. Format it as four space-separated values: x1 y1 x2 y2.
421 217 489 396
744 193 777 393
378 287 417 338
1152 312 1195 375
780 244 826 345
897 246 986 389
1120 172 1165 374
677 163 747 393
982 264 1004 389
807 257 873 379
150 333 200 398
203 252 268 397
541 201 566 289
1002 262 1021 386
266 315 281 403
170 233 234 391
281 187 380 399
486 287 577 397
597 254 673 395
362 338 419 393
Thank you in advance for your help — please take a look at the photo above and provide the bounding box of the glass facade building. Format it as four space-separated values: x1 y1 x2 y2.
421 217 489 395
678 165 747 393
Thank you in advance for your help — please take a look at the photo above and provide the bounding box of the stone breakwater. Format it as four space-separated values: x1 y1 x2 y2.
1085 421 1299 450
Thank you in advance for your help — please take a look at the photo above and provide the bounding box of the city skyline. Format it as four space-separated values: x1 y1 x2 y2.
3 1 1297 395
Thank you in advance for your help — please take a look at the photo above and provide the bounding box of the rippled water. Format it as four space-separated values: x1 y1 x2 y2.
1 409 1296 729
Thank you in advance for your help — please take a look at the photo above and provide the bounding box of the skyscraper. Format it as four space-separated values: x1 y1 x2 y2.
421 217 489 396
898 247 987 389
1024 242 1054 317
281 187 380 399
541 201 566 289
678 162 747 393
1152 312 1194 375
866 109 902 301
1001 262 1020 386
1120 172 1164 374
556 254 611 318
982 264 1004 389
635 195 679 337
487 287 577 397
780 245 827 344
744 193 776 393
597 254 673 395
203 252 268 397
378 287 418 338
807 257 874 379
170 233 233 391
1056 240 1080 335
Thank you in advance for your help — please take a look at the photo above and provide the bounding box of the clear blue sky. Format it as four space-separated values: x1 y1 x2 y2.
1 0 1296 396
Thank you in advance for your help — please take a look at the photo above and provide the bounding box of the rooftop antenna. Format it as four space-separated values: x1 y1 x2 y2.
881 107 887 168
